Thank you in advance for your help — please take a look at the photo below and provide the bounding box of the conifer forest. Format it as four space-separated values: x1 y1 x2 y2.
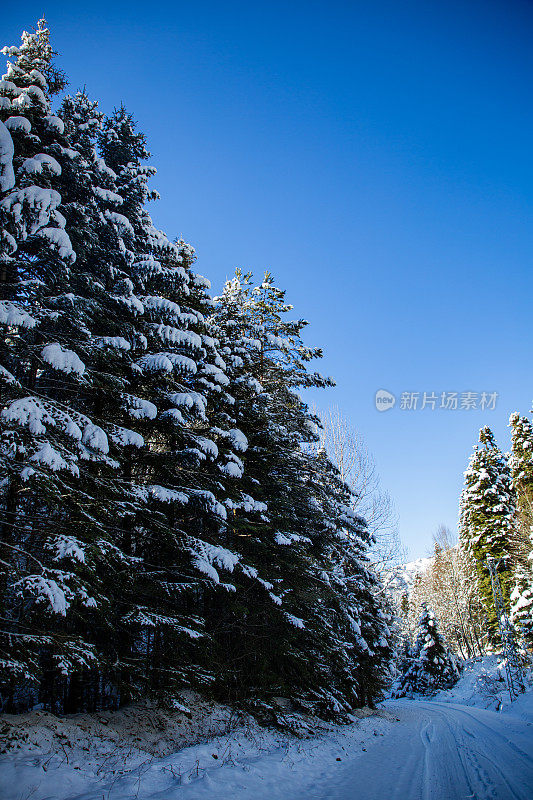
1 16 532 800
0 20 393 717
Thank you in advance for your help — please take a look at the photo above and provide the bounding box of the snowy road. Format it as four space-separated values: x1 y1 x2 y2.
308 700 533 800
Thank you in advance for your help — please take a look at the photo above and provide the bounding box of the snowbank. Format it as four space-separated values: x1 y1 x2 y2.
0 694 395 800
433 654 533 714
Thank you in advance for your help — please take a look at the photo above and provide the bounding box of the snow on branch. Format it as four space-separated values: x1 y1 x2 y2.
0 119 15 191
0 300 36 328
41 343 85 376
14 574 69 615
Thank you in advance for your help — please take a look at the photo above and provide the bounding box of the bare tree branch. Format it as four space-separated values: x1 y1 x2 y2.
314 405 406 578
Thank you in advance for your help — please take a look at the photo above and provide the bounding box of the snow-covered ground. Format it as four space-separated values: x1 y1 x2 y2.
1 659 532 800
0 699 396 800
434 653 533 716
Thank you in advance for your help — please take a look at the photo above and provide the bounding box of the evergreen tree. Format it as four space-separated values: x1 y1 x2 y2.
509 413 533 519
0 20 120 711
509 567 533 649
459 426 516 640
508 413 533 645
212 270 392 717
81 106 267 702
390 636 414 697
397 635 413 674
393 605 459 696
0 27 243 709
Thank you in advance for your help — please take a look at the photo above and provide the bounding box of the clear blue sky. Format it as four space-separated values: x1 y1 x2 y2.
3 1 532 558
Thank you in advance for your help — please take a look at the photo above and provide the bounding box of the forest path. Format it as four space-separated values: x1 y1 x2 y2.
305 700 533 800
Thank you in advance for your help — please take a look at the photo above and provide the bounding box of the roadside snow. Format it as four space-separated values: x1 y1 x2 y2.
0 696 394 800
433 653 533 713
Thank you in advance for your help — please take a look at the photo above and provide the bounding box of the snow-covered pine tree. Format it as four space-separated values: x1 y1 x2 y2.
390 635 414 697
0 25 240 710
393 604 459 696
397 635 413 675
94 109 275 702
459 426 516 641
508 413 533 645
508 413 533 559
212 270 392 717
509 567 533 650
0 30 184 713
50 91 181 708
0 21 126 711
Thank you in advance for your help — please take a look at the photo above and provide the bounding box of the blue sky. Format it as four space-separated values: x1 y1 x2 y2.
3 1 532 557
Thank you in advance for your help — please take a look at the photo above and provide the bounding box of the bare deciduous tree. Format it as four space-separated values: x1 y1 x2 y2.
315 405 406 579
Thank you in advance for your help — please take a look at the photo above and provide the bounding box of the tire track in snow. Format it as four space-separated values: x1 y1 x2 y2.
312 701 533 800
403 701 533 800
427 701 533 762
